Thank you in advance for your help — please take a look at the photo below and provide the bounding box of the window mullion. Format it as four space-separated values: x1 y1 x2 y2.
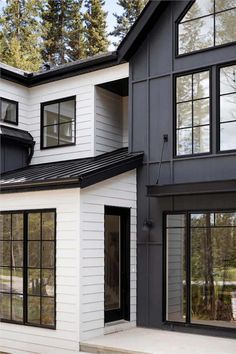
58 103 60 145
10 214 13 321
186 212 191 324
23 212 28 324
191 74 194 154
213 0 216 46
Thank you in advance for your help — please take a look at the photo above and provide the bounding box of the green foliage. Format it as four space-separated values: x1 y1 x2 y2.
111 0 148 46
84 0 109 57
41 0 85 65
0 0 43 71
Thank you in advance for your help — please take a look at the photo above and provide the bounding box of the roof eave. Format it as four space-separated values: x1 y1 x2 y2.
0 153 143 194
117 0 170 62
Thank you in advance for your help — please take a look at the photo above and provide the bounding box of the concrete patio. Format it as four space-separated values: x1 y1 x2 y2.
80 327 236 354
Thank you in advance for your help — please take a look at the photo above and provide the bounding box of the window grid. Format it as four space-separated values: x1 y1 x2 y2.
165 210 236 329
0 210 56 329
178 0 236 55
175 70 210 157
41 97 76 149
219 64 236 151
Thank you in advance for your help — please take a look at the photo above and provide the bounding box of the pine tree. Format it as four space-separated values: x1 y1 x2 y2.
67 0 85 61
84 0 109 57
111 0 148 45
41 0 85 65
0 0 42 72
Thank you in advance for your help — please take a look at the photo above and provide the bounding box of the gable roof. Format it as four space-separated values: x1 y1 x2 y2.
0 147 143 193
117 0 169 62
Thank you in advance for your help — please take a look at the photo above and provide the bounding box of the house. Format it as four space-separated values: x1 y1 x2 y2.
0 55 143 353
117 0 236 339
1 0 236 353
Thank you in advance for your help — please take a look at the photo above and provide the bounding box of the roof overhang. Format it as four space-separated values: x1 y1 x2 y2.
0 125 35 146
117 0 169 62
0 148 143 194
147 180 236 198
0 52 124 87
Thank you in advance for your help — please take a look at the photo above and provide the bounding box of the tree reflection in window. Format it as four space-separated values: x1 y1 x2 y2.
178 0 236 55
220 64 236 151
166 211 236 328
0 211 56 328
176 70 210 156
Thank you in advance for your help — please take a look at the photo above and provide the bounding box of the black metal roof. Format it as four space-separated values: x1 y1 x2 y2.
0 124 35 146
0 52 122 87
0 148 143 193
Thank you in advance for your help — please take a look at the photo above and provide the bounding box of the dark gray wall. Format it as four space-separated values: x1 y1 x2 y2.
129 1 236 334
1 139 29 173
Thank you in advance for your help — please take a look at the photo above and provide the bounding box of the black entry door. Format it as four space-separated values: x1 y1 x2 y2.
104 206 130 323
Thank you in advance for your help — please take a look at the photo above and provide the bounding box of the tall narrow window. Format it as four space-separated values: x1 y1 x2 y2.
0 98 18 125
41 97 75 149
0 210 56 328
220 64 236 151
178 0 236 55
175 71 210 156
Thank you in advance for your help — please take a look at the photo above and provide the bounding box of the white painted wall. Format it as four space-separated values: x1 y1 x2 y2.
95 87 124 154
0 169 138 351
0 78 29 131
0 189 81 354
1 63 129 164
80 170 137 340
29 63 129 164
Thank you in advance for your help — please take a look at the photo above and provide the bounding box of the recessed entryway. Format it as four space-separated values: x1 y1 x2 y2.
104 206 130 324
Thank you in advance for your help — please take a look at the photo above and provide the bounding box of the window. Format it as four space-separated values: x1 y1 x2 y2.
178 0 236 55
41 97 76 149
175 70 210 156
219 64 236 151
0 98 18 125
0 210 56 328
165 211 236 328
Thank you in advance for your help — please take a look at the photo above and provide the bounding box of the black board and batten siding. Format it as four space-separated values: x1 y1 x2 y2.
129 1 236 337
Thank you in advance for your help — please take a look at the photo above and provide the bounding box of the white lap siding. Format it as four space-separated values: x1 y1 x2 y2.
0 79 29 131
0 189 80 354
28 63 129 164
80 170 137 340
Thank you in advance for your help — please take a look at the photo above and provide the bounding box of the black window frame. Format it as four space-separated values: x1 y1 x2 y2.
217 61 236 153
40 96 76 150
0 209 56 330
0 97 18 125
176 0 236 57
174 67 212 158
163 209 236 334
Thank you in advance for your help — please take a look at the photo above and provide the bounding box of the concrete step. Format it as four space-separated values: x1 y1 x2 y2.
80 343 148 354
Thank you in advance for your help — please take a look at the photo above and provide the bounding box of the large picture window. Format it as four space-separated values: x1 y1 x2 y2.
0 98 18 125
0 210 56 329
178 0 236 55
219 64 236 151
175 70 210 156
165 211 236 329
41 97 76 149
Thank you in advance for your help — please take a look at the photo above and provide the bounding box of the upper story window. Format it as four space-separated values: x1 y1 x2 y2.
175 70 210 156
0 98 18 125
41 97 76 149
220 64 236 151
178 0 236 55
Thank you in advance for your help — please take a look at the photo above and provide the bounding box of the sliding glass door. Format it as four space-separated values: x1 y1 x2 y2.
165 211 236 329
